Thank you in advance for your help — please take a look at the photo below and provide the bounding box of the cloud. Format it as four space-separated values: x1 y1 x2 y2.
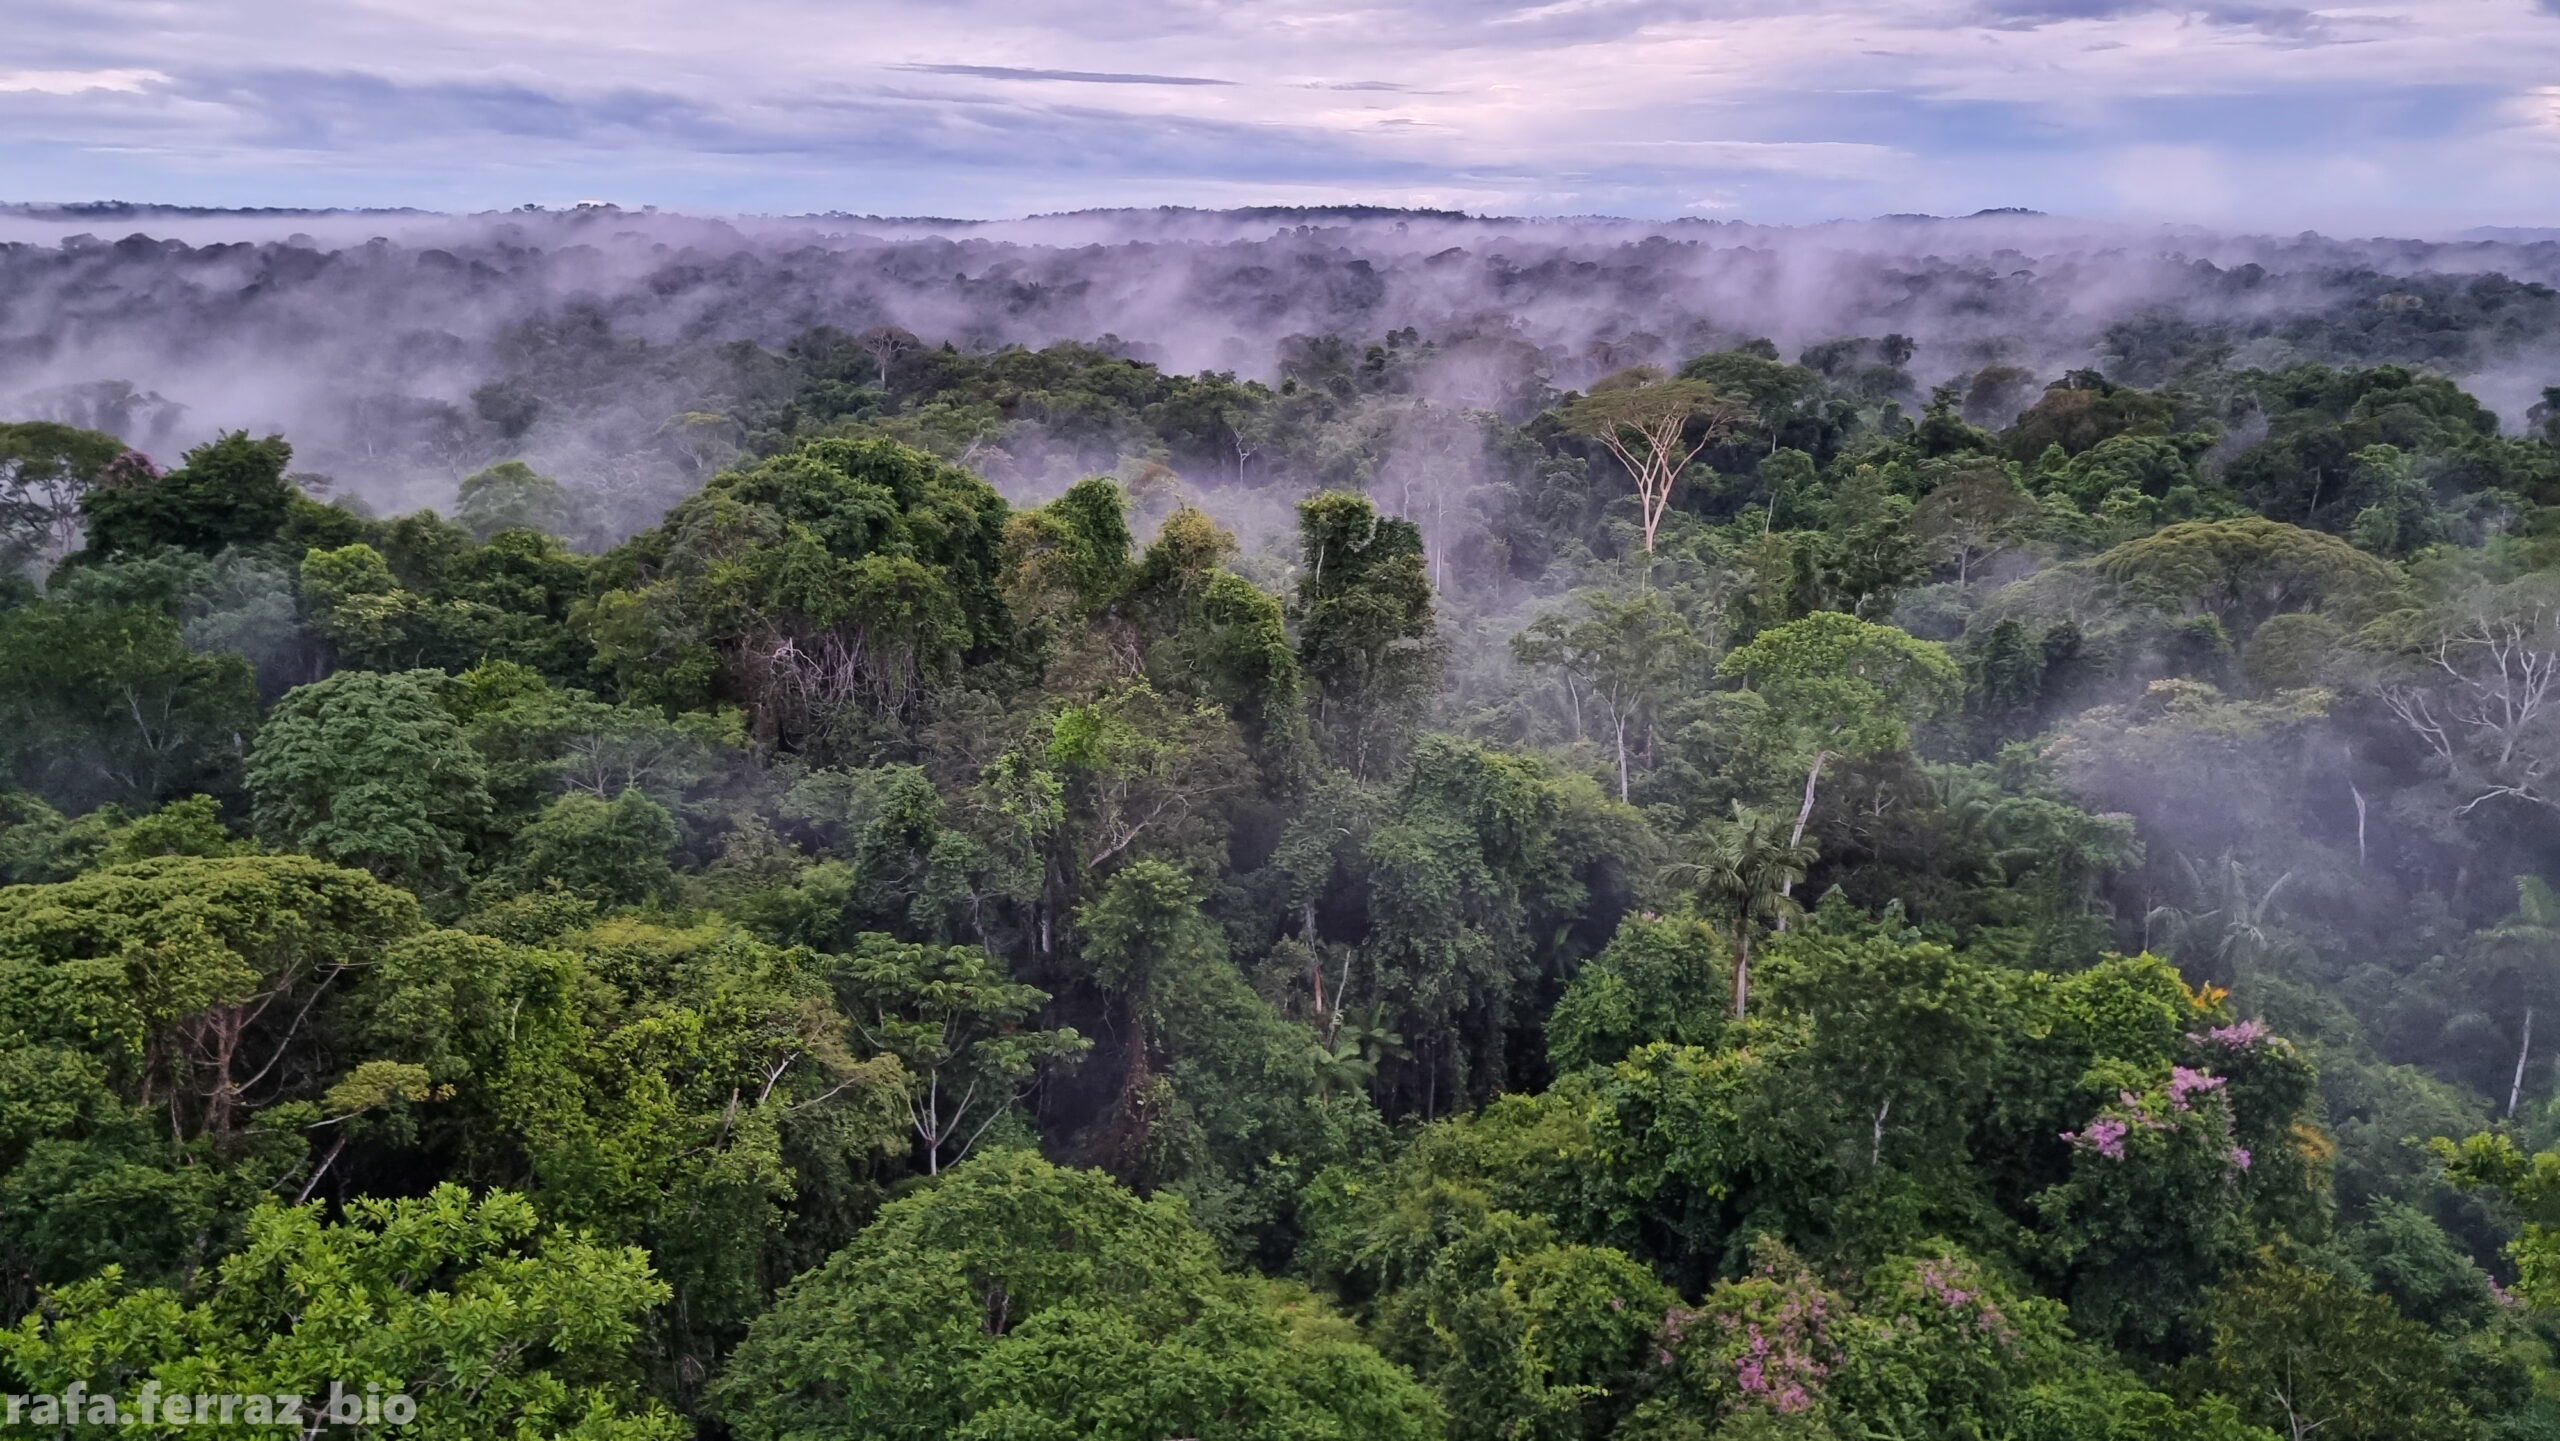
160 69 713 150
0 0 2551 226
1618 139 1911 180
2521 86 2560 136
1968 0 2334 44
0 68 165 95
891 63 1234 86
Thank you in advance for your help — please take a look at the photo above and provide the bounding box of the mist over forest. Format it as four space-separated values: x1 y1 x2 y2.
7 201 2560 1439
8 203 2559 537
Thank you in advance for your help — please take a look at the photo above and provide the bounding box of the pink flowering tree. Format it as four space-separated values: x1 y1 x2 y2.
1634 1238 2274 1439
2186 1018 2321 1233
2036 1061 2264 1350
1643 1240 1843 1426
1827 1245 2078 1432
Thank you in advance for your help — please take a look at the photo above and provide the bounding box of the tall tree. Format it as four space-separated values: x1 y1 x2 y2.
1912 459 2037 588
1561 366 1754 553
584 435 1010 742
0 596 259 812
245 669 495 896
2369 575 2560 817
0 852 425 1298
0 852 422 1145
1294 491 1442 780
1512 587 1706 802
1689 804 1816 1018
75 431 297 560
2483 876 2560 1117
0 422 127 580
454 459 572 540
832 936 1086 1174
1717 610 1961 860
2095 516 2403 638
714 1151 1440 1441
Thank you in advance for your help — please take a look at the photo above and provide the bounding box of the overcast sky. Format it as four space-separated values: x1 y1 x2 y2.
6 0 2558 227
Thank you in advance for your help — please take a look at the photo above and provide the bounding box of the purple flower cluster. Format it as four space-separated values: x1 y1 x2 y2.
1732 1322 1822 1413
2192 1019 2268 1050
2063 1114 2131 1160
2066 1068 2246 1169
1658 1305 1701 1367
2167 1066 2227 1112
1911 1259 2016 1345
1661 1279 1833 1416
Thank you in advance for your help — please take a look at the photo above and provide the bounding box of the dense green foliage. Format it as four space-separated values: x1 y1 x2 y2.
5 321 2560 1439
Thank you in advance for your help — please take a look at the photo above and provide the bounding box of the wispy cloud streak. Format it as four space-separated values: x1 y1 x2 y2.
0 0 2552 224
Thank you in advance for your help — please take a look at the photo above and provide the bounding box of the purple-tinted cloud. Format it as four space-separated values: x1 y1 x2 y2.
892 64 1234 86
0 0 2550 226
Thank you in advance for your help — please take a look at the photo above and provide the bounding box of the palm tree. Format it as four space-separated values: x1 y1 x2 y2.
2486 877 2560 1117
1310 1031 1373 1104
2143 853 2292 987
1687 804 1818 1019
1310 1002 1406 1105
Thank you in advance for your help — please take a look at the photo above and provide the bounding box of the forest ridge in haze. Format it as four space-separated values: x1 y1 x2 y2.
1 202 2559 1439
5 202 2559 531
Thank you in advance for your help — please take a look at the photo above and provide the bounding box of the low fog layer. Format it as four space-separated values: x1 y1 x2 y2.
4 202 2557 534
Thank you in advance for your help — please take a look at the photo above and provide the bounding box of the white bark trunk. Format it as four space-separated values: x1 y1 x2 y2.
2513 1006 2535 1118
